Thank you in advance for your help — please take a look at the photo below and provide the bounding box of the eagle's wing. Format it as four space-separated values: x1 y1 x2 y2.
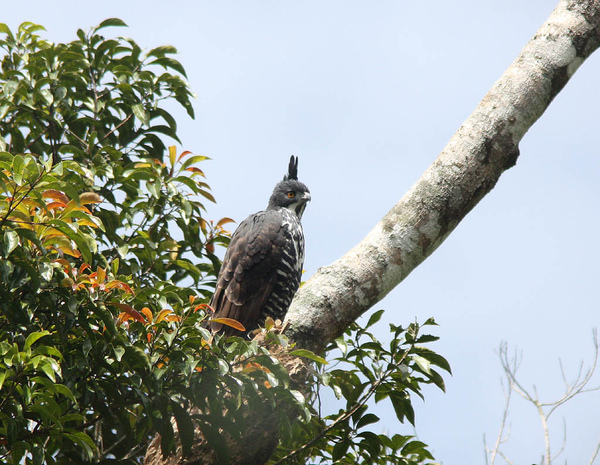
209 209 288 336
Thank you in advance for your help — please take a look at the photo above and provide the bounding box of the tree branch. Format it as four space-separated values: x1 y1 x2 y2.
285 0 600 354
589 438 600 465
485 373 513 465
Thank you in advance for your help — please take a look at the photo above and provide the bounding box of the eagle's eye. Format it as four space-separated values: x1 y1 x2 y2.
286 191 295 198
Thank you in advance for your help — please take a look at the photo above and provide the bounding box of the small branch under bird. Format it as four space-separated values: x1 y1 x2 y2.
208 156 311 337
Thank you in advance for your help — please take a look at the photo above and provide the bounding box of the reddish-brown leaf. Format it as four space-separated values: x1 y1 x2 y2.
209 318 246 332
46 201 68 211
80 192 102 205
177 150 193 162
140 307 153 324
194 303 212 314
42 189 69 204
96 267 106 284
105 280 134 294
216 217 235 228
112 303 146 323
185 167 205 177
155 309 180 323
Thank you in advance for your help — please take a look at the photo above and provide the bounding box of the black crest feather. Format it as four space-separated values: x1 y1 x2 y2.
284 155 298 181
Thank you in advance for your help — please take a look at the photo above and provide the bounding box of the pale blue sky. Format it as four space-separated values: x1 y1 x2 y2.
4 1 600 463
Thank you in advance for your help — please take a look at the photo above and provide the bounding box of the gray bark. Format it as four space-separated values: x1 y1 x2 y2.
145 1 600 463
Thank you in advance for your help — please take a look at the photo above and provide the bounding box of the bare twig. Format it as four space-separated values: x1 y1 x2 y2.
589 438 600 465
545 329 600 416
98 113 133 144
486 374 513 465
492 331 600 465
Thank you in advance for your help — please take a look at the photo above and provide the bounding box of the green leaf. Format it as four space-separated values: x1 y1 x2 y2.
366 309 385 328
423 317 438 326
173 175 201 193
40 88 53 105
412 354 431 374
197 419 230 464
174 259 202 277
63 431 97 460
357 431 383 457
392 391 415 426
356 413 380 429
96 18 128 30
147 45 178 57
402 439 432 457
335 338 348 356
180 155 208 171
415 334 440 343
171 400 195 458
414 346 452 374
147 178 162 198
289 349 328 365
0 103 10 119
3 229 19 256
3 80 18 98
24 330 51 350
0 370 7 390
32 444 44 465
148 57 187 77
332 440 350 462
427 368 447 392
54 384 76 402
13 259 41 290
132 103 150 126
39 359 58 382
12 154 24 184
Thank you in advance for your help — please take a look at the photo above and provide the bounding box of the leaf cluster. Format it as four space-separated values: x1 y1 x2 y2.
269 311 451 465
0 20 233 464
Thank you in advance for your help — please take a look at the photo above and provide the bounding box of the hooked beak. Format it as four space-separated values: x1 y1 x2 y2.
295 192 311 219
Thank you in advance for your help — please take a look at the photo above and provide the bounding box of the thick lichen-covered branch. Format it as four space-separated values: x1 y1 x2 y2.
285 0 600 354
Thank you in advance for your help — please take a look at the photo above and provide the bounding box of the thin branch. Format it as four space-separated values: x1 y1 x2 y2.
499 345 537 404
546 329 600 417
62 126 89 151
98 113 133 144
487 374 513 465
536 401 551 465
552 416 568 462
484 434 489 465
0 168 46 229
589 438 600 465
497 450 514 465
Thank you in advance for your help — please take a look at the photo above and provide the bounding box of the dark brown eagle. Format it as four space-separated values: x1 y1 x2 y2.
208 156 310 337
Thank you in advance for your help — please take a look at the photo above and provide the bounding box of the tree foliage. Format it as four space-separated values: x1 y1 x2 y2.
0 21 449 465
269 314 450 465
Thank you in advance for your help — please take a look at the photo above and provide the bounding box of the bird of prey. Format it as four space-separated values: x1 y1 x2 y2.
208 156 311 337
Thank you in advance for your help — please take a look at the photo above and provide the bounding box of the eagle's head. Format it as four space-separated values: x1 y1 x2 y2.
268 156 311 219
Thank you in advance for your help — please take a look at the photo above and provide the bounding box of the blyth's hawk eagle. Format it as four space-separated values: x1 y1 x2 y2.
208 156 311 337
